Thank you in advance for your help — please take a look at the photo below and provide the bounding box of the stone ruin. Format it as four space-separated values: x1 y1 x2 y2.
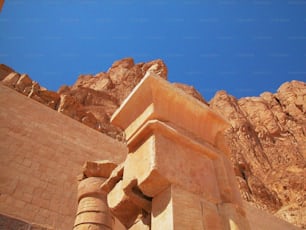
74 75 250 229
0 59 304 229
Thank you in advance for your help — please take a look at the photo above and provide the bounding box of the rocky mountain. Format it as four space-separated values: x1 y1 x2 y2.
0 59 167 141
0 58 305 228
210 81 305 228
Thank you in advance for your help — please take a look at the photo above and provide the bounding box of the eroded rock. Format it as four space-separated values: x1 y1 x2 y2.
1 59 305 228
209 81 306 228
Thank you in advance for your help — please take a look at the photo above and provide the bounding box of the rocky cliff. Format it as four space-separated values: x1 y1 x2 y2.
210 81 305 228
0 59 305 228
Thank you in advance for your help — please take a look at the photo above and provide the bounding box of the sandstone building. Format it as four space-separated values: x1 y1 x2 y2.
0 59 305 229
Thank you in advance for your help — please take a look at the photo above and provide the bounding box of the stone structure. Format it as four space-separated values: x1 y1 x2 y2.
0 58 304 229
0 84 127 229
74 75 251 229
210 81 306 227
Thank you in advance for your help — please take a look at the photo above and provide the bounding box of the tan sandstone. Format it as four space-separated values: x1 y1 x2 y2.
0 59 305 228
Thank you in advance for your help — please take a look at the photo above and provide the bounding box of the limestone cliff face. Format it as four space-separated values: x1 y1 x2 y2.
210 81 306 228
0 59 305 228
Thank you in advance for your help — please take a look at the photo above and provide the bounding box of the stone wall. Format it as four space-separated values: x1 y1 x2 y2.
0 82 302 230
243 202 300 230
1 60 305 228
0 84 127 229
0 213 51 230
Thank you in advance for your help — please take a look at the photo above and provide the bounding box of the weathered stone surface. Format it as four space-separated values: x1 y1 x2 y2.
209 80 306 228
100 164 124 194
0 213 52 230
1 59 305 228
0 58 167 141
218 202 251 230
2 72 20 87
77 196 109 214
108 57 135 85
142 59 168 80
0 84 127 230
74 201 112 230
70 73 113 91
57 94 81 117
107 181 141 228
15 74 33 94
202 200 224 229
75 185 112 230
77 177 106 202
83 160 117 178
0 59 187 142
111 75 229 148
33 89 60 109
172 83 208 104
244 201 301 230
0 64 14 80
108 74 250 230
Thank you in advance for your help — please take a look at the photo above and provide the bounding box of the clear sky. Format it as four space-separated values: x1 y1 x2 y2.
0 1 305 101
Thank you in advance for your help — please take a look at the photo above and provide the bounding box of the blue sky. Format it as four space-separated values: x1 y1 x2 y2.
1 1 305 101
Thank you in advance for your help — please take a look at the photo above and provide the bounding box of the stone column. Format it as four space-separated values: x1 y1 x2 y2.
74 161 117 230
108 75 251 229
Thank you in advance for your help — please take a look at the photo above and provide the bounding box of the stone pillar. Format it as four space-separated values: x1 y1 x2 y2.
74 161 117 230
108 75 250 229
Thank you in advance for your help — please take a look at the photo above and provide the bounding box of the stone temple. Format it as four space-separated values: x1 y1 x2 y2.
0 60 303 229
